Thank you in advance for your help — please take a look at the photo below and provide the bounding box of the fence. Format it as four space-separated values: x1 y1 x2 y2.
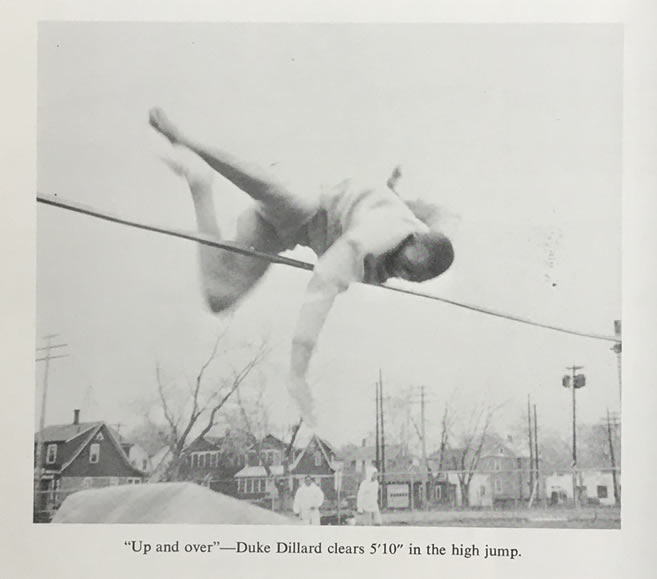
211 465 621 513
34 465 621 523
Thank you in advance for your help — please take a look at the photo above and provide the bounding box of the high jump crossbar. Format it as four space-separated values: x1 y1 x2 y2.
36 192 619 344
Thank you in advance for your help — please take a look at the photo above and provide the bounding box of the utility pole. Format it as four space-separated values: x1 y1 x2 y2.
420 386 428 506
375 380 380 473
379 369 386 509
612 320 622 403
527 395 534 495
34 334 68 517
35 335 69 477
533 403 539 503
564 365 585 508
606 409 620 506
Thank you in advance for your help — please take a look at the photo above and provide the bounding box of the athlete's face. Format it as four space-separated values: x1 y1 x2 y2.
386 238 433 281
384 233 454 283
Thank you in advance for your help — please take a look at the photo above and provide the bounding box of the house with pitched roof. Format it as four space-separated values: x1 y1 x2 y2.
176 432 248 495
231 433 342 507
34 410 144 518
233 434 292 501
289 434 341 502
432 434 541 507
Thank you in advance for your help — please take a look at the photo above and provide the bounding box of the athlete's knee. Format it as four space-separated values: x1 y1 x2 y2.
204 291 239 313
201 267 265 313
201 275 242 312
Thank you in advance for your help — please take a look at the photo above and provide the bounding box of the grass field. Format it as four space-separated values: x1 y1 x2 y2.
381 507 620 529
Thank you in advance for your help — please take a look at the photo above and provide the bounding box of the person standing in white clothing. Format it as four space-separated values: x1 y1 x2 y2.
357 466 382 525
293 476 324 525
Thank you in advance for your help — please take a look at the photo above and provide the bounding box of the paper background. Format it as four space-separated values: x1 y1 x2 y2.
1 1 656 577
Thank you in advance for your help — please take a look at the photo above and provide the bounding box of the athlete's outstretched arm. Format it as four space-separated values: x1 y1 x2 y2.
289 236 365 425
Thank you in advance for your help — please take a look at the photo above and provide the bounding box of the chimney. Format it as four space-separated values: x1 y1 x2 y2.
73 409 80 425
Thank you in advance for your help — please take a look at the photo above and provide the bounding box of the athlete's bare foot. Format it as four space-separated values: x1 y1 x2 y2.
149 107 184 144
159 146 214 193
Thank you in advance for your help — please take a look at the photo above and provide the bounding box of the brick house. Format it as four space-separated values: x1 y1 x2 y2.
34 410 144 519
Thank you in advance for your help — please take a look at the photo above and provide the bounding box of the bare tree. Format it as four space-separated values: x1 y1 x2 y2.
450 403 500 507
232 384 303 511
579 413 621 505
152 331 268 481
437 405 452 473
410 391 455 502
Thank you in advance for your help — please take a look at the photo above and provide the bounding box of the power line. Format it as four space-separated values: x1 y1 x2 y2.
37 192 619 343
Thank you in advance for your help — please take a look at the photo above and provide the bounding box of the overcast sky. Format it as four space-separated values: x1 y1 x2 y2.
36 23 622 449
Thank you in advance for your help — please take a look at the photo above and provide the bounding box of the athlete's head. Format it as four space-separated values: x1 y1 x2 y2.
385 231 454 282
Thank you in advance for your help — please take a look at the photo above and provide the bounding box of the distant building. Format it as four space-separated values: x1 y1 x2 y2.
545 470 617 506
436 434 542 507
233 434 292 502
230 434 341 509
121 441 152 474
34 410 144 519
181 432 247 495
289 434 341 502
476 435 541 506
339 440 413 497
148 445 173 482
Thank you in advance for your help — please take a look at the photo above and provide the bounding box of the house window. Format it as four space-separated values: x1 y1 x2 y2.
199 453 206 468
246 479 253 494
238 479 245 494
314 451 322 466
263 450 279 466
46 444 57 465
142 459 148 470
480 485 486 497
89 443 100 464
494 459 501 471
435 486 443 500
96 432 104 441
494 478 503 493
597 485 608 499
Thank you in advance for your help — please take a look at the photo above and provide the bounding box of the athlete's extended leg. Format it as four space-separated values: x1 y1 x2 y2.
162 153 287 312
149 107 318 241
